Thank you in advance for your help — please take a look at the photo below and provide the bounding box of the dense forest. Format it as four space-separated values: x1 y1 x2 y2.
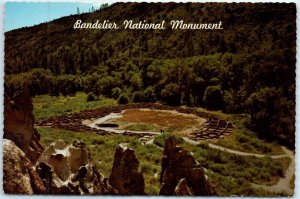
5 3 296 147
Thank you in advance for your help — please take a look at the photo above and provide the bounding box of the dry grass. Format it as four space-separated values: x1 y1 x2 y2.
111 109 206 134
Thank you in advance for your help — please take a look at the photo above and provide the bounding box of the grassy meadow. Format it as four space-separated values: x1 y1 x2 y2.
33 92 116 121
193 107 284 155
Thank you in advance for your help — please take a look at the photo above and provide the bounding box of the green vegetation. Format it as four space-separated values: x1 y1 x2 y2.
192 143 284 185
153 133 183 148
37 126 289 196
32 94 292 196
86 92 97 102
192 107 284 155
206 171 276 196
37 127 284 196
203 85 224 110
213 114 284 155
32 92 116 121
119 123 159 132
117 93 130 104
5 3 296 147
177 142 289 196
5 2 296 196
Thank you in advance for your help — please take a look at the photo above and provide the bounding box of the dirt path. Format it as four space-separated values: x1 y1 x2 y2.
182 137 294 195
183 137 288 158
208 143 289 159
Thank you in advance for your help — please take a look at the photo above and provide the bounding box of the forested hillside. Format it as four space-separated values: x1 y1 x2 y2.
5 3 296 147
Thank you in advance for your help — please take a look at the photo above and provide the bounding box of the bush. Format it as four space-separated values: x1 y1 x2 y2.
118 93 129 104
153 133 183 148
161 83 181 106
144 86 156 102
86 92 97 102
132 90 145 102
112 87 122 99
141 164 151 173
197 142 210 149
203 85 224 110
236 134 250 143
92 138 105 145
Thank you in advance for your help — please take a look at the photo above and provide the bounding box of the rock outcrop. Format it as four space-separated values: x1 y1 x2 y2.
109 145 145 195
36 139 117 194
3 139 46 194
159 136 216 196
4 86 43 162
174 178 193 195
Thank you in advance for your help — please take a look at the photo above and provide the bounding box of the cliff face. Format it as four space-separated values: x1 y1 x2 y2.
4 86 43 162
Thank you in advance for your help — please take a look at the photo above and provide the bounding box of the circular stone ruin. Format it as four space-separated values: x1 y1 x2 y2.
36 103 234 141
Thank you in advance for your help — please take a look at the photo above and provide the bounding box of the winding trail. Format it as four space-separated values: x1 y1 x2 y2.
182 137 294 195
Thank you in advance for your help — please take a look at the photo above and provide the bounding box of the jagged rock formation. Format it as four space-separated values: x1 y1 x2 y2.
159 136 216 196
4 86 43 162
36 139 117 194
3 139 46 194
109 145 145 195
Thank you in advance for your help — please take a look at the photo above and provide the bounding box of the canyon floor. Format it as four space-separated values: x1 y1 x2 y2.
33 92 294 196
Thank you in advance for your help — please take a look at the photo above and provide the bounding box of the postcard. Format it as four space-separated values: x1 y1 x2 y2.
3 1 296 197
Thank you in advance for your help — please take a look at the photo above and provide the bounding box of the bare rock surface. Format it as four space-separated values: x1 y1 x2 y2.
109 145 145 195
159 136 216 196
4 86 43 162
174 178 193 195
37 139 117 194
3 139 46 194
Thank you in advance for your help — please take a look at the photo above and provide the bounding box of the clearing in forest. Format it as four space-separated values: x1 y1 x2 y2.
107 109 207 135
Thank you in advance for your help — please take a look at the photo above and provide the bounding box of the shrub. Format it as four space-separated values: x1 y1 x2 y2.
203 85 224 110
211 164 225 173
118 93 129 104
112 87 122 99
236 134 250 143
153 133 183 148
141 164 151 173
86 92 97 102
161 83 181 106
144 86 156 102
132 90 145 102
197 142 209 149
92 139 105 145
